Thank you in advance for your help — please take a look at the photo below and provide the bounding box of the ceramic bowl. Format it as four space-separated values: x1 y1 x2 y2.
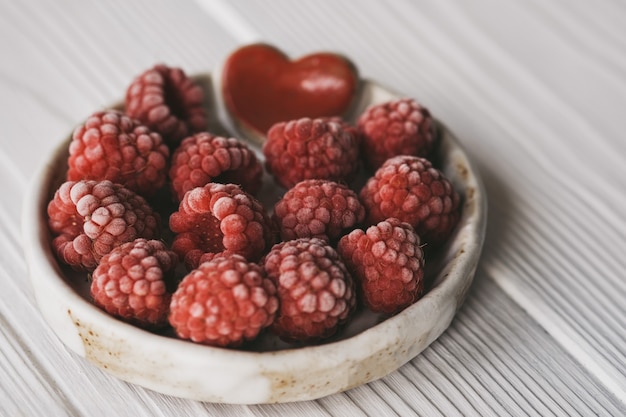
21 73 486 404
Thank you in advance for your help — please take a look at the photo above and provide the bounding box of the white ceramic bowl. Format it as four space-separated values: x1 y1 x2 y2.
21 73 486 404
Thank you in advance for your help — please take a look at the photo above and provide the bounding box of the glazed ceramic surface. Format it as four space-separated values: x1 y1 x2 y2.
219 43 359 139
21 74 486 404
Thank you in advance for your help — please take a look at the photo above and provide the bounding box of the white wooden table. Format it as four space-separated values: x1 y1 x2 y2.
2 0 625 415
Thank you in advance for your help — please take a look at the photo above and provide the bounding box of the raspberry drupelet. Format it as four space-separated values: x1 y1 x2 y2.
261 237 356 343
125 64 207 147
338 218 425 314
67 110 169 197
169 183 274 269
357 98 435 169
262 117 360 189
360 155 460 246
273 179 365 242
169 254 279 347
47 180 160 270
169 132 263 201
91 238 178 328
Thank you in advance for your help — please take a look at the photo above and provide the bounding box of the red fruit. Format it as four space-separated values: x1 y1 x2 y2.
47 180 160 270
273 179 365 242
322 116 359 140
169 183 274 269
67 110 169 197
197 250 237 266
360 156 460 246
91 238 177 328
169 132 263 201
261 238 356 343
357 98 435 169
262 117 360 189
338 218 425 314
125 64 207 147
169 254 278 347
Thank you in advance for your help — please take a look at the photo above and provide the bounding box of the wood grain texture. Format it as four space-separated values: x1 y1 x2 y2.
1 0 625 415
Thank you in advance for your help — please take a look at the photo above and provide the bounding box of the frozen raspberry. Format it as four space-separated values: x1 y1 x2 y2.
91 239 177 328
67 110 169 197
273 179 365 242
357 98 435 169
338 218 425 314
169 183 274 269
262 117 359 189
323 116 359 139
47 180 160 270
125 64 207 147
360 156 460 246
169 132 262 201
261 238 356 343
169 254 278 347
197 251 232 265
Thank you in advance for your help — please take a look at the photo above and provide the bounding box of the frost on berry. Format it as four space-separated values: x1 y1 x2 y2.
68 110 170 197
338 218 425 314
357 98 435 169
262 238 356 343
91 238 177 328
168 254 279 347
47 180 160 270
125 64 207 147
273 179 365 242
262 117 360 189
360 155 460 246
169 132 263 201
169 183 274 269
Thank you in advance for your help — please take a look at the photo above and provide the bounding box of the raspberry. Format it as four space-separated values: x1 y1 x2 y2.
359 155 460 247
197 251 232 265
261 238 356 343
262 117 360 189
125 64 207 147
169 132 263 201
169 183 274 269
273 179 365 242
67 110 169 197
47 180 160 270
338 218 425 314
360 156 460 246
169 254 278 347
357 98 435 169
91 239 177 328
324 116 359 139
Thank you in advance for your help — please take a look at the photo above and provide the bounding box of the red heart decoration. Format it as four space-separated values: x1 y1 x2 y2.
221 43 359 138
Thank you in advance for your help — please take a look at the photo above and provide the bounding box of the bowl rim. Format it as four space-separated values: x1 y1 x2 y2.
21 75 487 403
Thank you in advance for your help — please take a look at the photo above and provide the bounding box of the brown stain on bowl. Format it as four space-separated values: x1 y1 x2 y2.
456 161 469 182
465 187 475 202
262 337 418 403
67 309 125 372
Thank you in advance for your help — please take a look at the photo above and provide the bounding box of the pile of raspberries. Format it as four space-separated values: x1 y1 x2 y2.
47 64 461 348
